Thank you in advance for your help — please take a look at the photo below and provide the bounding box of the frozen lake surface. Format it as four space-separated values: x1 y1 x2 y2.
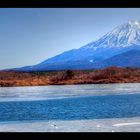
1 83 140 102
0 83 140 131
1 117 140 132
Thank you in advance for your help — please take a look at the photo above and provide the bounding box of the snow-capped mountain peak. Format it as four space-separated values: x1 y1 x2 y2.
82 20 140 49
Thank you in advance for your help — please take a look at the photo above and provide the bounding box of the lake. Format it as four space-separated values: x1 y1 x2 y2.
0 83 140 122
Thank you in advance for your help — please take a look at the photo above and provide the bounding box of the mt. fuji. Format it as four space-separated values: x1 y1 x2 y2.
13 20 140 71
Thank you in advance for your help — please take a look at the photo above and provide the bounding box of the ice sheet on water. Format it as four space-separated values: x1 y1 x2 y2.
0 83 140 102
1 117 140 132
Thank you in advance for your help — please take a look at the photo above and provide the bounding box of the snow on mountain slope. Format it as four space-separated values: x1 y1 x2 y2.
12 20 140 71
82 20 140 49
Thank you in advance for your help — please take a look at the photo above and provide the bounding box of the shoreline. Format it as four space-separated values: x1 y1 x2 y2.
1 66 140 87
1 82 140 88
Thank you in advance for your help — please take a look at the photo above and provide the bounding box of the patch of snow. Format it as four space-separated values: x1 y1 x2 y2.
89 59 93 63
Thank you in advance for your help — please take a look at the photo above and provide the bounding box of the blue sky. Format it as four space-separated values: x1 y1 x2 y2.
0 8 140 69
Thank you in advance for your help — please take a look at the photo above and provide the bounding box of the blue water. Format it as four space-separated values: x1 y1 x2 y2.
0 93 140 122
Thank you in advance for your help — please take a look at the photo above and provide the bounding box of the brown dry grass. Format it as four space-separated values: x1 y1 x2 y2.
0 66 140 87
